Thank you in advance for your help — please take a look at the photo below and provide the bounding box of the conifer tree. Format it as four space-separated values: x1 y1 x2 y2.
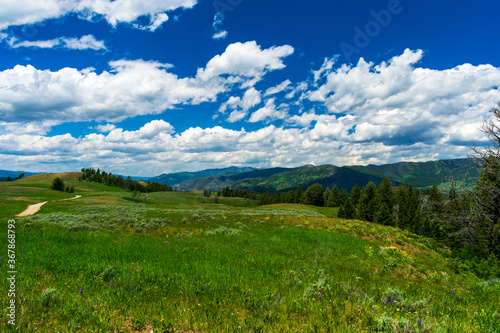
339 199 355 219
51 177 65 191
395 184 410 229
377 177 394 209
357 182 377 222
330 185 339 206
374 202 395 226
338 188 349 206
304 183 324 206
295 186 304 204
350 184 361 207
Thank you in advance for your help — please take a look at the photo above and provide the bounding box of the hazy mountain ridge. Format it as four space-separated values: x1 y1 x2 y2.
149 166 257 186
0 170 42 181
170 159 478 192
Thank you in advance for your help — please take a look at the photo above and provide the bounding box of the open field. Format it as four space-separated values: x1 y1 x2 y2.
1 174 499 332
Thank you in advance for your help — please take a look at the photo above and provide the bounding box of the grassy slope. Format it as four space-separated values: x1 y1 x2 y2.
1 174 499 332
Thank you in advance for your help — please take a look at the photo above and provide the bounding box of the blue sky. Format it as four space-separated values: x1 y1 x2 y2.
0 0 499 176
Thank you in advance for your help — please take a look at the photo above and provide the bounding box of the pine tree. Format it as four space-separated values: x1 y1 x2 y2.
374 202 394 226
51 177 65 191
350 185 361 206
357 182 377 222
395 184 410 230
338 188 349 206
304 183 325 206
341 199 356 219
295 186 304 204
330 185 339 206
377 177 394 209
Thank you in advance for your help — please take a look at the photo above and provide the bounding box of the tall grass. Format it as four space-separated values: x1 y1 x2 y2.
1 180 499 332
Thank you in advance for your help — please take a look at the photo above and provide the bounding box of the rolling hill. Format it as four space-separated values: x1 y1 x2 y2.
173 164 392 192
346 158 479 189
148 166 257 185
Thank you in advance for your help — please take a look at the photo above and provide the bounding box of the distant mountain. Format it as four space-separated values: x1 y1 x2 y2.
173 164 391 192
149 166 258 186
173 166 300 191
172 159 479 193
346 158 479 189
0 170 42 182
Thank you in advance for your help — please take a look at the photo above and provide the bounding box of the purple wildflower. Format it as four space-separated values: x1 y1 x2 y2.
452 290 456 296
417 318 421 327
79 287 82 295
205 285 208 292
277 294 280 305
131 286 134 292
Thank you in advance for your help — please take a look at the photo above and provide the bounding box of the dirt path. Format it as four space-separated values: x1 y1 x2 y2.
15 195 82 217
59 195 82 201
16 202 48 217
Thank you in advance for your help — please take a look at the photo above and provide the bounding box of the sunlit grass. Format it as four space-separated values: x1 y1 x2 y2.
1 175 499 332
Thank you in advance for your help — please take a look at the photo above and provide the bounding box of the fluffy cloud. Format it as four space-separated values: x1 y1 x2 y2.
1 49 499 175
307 49 500 147
93 124 116 132
264 79 292 96
0 41 293 124
220 88 262 122
0 115 489 176
7 34 107 50
0 0 196 31
196 41 294 87
248 99 288 123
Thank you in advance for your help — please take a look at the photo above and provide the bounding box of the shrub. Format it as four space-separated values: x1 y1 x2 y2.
40 288 59 307
101 266 117 282
303 269 330 299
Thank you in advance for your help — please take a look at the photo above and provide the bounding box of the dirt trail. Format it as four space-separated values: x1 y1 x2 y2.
59 195 82 201
15 195 82 217
16 202 48 217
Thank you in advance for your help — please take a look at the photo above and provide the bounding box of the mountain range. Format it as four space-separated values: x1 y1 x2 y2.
171 158 479 192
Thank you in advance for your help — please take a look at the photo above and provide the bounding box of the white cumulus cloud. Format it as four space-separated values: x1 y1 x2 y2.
196 41 294 87
0 0 197 31
0 41 293 124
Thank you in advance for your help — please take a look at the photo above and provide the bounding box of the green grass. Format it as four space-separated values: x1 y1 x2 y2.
1 174 499 332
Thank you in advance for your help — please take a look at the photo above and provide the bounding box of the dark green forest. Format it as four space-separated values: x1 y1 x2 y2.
79 167 172 192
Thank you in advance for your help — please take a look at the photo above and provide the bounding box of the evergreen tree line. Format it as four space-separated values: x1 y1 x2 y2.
253 179 446 238
214 186 258 200
79 168 172 193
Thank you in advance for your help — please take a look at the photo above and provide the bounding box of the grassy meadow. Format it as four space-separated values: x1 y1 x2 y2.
1 174 499 332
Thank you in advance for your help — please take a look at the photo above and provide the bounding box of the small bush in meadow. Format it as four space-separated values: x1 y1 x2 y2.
101 266 117 282
303 269 330 299
40 288 59 307
235 222 248 229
